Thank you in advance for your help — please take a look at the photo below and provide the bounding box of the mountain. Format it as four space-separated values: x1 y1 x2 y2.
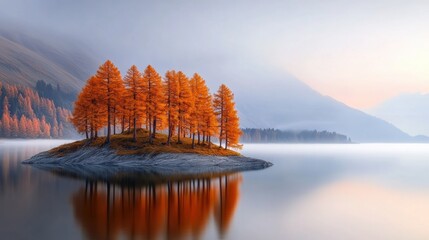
0 26 98 138
367 93 429 136
206 62 421 143
0 26 421 142
0 27 97 94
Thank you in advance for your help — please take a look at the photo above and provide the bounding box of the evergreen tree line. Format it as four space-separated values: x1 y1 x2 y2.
35 80 76 109
241 128 351 143
71 60 241 149
0 81 74 138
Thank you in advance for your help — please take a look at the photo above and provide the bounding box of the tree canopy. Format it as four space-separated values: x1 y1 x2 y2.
71 60 242 150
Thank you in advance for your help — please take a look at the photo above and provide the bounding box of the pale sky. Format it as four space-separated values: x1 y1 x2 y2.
1 0 429 109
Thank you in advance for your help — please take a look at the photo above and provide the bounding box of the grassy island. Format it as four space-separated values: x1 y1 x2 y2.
50 129 240 157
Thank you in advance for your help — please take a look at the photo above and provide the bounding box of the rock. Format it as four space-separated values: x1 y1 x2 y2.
22 147 273 176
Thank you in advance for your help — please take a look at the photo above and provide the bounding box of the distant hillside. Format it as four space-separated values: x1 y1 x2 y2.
0 81 76 138
0 27 100 138
0 27 97 95
368 93 429 136
206 62 420 142
241 128 351 143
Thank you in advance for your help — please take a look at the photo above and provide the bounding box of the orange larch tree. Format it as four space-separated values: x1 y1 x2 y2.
95 60 123 143
142 65 165 143
202 95 217 148
112 82 126 135
163 70 180 145
175 71 192 144
71 76 106 139
69 63 242 148
189 73 215 147
71 90 89 138
189 73 204 148
124 65 145 142
213 84 241 149
86 76 107 138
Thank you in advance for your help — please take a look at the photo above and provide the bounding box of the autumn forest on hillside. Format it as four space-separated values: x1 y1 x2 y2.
71 60 241 150
0 81 73 138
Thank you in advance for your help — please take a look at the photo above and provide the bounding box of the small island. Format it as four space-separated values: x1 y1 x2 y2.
24 130 272 175
23 61 272 174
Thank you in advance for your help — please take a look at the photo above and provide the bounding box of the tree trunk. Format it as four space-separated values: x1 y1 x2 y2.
219 124 223 148
113 110 116 135
150 117 156 144
225 131 228 149
197 131 200 144
177 122 181 144
106 97 111 144
153 118 157 138
167 112 171 145
121 115 125 133
84 118 89 139
208 136 211 148
132 115 137 142
148 115 152 141
192 133 195 149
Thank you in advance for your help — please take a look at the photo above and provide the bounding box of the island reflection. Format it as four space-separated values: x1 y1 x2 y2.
71 173 242 240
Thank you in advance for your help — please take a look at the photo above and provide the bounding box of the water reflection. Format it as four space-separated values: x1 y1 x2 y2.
0 140 72 194
71 174 242 240
8 142 429 239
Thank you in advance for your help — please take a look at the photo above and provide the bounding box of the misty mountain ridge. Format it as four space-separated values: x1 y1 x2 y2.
368 92 429 136
0 25 425 142
208 62 427 142
0 26 97 95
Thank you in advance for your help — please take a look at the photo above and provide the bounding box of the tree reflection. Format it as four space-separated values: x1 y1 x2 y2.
72 174 242 240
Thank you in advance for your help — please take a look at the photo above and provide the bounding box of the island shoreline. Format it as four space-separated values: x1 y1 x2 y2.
22 146 273 175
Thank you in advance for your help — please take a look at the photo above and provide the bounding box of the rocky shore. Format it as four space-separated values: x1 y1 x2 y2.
23 147 272 175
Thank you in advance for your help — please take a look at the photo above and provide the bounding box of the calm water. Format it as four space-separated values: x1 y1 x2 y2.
1 141 429 240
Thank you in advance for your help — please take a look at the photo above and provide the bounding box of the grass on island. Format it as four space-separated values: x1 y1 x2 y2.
49 129 240 157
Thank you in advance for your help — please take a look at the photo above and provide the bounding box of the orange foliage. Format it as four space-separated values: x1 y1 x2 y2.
142 65 165 143
214 84 242 149
123 65 145 141
163 70 180 144
70 60 241 149
71 76 107 139
190 73 217 147
0 81 72 138
95 60 123 143
176 71 193 143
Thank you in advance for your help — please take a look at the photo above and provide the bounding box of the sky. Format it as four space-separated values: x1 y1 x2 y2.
0 0 429 109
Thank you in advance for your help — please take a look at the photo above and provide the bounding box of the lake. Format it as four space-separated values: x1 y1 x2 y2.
1 141 429 240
